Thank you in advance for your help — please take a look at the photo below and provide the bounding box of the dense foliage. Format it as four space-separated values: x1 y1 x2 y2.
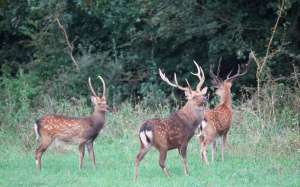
1 0 299 103
0 0 299 133
0 3 299 184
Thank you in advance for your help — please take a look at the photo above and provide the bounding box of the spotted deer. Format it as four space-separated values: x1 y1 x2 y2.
134 61 208 180
34 76 108 170
198 60 249 165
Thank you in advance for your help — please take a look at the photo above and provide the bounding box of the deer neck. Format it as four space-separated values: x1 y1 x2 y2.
91 106 106 124
219 89 232 108
177 101 204 126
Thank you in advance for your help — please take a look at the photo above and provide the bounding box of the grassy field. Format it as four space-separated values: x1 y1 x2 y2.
0 103 299 187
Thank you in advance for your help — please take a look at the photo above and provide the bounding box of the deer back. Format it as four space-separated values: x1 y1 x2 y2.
37 115 100 143
36 75 107 144
204 104 232 136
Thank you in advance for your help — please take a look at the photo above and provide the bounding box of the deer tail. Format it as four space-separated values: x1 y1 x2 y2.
196 119 208 137
139 122 153 148
34 122 40 143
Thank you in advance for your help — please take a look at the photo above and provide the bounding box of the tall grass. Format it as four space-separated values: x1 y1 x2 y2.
0 72 299 186
0 99 299 186
0 71 299 150
239 79 300 131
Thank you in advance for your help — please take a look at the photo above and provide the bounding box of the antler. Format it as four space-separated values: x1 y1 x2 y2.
88 76 106 97
191 60 205 92
209 57 222 86
159 69 190 92
226 52 252 81
98 75 106 97
88 77 97 97
226 63 248 81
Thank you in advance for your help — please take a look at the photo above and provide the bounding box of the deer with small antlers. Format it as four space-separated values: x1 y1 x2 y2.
34 76 108 170
134 61 208 180
197 58 249 165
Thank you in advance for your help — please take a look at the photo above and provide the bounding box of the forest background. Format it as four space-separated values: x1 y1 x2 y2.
0 1 299 186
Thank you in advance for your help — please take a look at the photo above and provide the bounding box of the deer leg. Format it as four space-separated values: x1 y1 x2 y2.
198 135 204 161
221 133 228 162
35 136 53 171
79 143 85 169
211 140 216 162
134 145 150 181
86 142 96 169
159 149 170 177
200 140 209 165
178 146 189 176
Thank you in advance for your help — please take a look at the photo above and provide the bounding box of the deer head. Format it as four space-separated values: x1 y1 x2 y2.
88 76 108 113
159 61 208 108
210 59 248 98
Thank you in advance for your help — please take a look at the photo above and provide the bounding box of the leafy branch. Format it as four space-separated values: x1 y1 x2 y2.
55 17 80 71
251 0 285 119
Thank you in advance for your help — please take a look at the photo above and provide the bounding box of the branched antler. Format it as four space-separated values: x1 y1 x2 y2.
159 61 207 95
191 60 206 92
226 64 248 81
210 58 222 86
159 69 190 92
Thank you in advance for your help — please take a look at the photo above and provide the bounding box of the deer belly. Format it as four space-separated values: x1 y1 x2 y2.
53 126 86 144
56 133 86 144
167 135 187 149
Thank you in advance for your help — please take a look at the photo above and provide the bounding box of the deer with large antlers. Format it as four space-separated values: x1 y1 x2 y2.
197 59 249 165
134 61 208 180
34 76 108 170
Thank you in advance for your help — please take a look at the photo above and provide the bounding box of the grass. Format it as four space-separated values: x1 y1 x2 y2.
0 135 299 187
0 102 299 187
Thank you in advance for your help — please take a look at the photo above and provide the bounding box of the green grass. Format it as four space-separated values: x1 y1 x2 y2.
0 103 299 187
0 130 299 187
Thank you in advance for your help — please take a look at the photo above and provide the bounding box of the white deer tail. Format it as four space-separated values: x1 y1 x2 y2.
139 130 153 148
196 120 208 137
34 123 40 143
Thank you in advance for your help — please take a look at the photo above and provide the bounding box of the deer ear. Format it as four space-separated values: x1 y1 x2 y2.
201 87 208 95
90 96 97 105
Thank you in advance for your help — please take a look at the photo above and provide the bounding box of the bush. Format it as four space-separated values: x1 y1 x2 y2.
239 80 300 130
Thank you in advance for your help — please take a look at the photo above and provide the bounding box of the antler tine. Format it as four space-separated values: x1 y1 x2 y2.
88 77 97 97
191 60 205 92
217 57 222 76
174 73 192 91
226 69 235 79
226 63 248 81
98 75 106 98
210 57 222 81
159 69 177 87
226 52 252 81
209 65 218 80
174 73 190 91
185 78 192 92
159 69 189 92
